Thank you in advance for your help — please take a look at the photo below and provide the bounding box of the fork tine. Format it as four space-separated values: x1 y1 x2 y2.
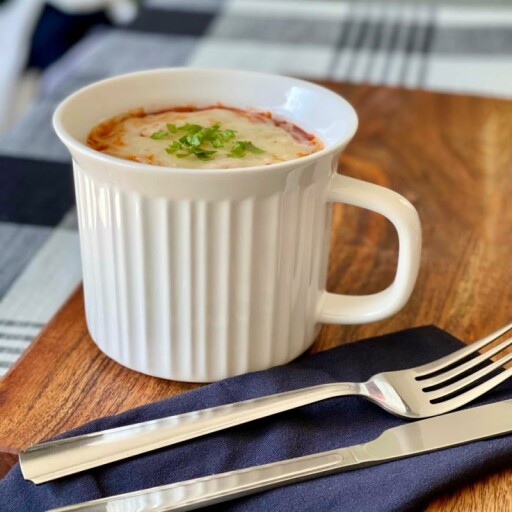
419 335 512 387
429 366 512 414
427 351 512 400
415 321 512 377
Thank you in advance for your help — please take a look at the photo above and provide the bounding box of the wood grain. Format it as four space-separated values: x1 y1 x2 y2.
1 83 512 510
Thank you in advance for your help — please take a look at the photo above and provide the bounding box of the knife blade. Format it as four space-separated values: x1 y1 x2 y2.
47 399 512 512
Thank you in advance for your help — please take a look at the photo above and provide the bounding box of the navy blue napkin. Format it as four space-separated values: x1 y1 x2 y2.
1 326 512 511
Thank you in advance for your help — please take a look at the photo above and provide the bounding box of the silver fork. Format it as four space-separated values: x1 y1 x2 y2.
20 322 512 485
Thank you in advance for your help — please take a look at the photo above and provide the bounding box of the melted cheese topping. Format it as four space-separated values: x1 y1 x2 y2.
87 106 323 169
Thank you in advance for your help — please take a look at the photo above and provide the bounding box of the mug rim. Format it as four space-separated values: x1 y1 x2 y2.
53 67 359 176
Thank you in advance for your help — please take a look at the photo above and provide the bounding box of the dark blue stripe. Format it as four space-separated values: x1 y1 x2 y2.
126 7 216 37
0 156 74 227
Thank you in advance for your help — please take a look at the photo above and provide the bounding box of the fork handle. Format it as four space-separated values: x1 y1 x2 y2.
21 382 359 484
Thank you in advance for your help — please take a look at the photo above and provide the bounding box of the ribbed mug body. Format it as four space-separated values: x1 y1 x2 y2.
73 156 337 381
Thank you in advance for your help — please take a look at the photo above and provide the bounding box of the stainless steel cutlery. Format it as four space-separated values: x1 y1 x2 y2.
47 398 512 512
21 322 512 484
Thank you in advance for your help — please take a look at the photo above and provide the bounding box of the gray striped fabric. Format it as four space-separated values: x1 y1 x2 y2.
1 0 512 375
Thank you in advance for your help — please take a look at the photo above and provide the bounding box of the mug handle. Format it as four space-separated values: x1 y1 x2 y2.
317 174 421 324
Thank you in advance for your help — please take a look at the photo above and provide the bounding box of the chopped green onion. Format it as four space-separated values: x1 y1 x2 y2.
150 130 168 140
149 120 264 161
164 140 183 154
228 140 264 158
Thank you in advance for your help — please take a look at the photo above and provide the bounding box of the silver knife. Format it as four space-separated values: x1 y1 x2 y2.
47 399 512 512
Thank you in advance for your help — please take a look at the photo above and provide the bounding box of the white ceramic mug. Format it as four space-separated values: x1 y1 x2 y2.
54 68 421 382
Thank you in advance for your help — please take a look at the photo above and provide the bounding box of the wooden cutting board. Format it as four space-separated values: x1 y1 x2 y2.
1 82 512 511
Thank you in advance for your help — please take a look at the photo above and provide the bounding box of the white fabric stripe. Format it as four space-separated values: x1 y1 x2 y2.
425 55 512 98
0 352 21 363
0 338 31 350
437 6 512 27
226 0 350 18
0 229 81 324
189 40 334 77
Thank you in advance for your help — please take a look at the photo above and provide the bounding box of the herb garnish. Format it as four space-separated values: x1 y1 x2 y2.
149 122 264 161
228 141 265 158
149 130 168 140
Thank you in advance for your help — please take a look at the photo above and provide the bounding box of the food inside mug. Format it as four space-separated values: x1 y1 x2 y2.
87 104 324 169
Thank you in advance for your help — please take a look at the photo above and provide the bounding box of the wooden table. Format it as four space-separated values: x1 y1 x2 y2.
1 82 512 510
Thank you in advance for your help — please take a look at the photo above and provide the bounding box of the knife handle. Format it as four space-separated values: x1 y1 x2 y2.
22 382 359 484
49 447 365 512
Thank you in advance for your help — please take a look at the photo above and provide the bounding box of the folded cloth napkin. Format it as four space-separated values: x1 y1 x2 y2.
2 326 512 512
